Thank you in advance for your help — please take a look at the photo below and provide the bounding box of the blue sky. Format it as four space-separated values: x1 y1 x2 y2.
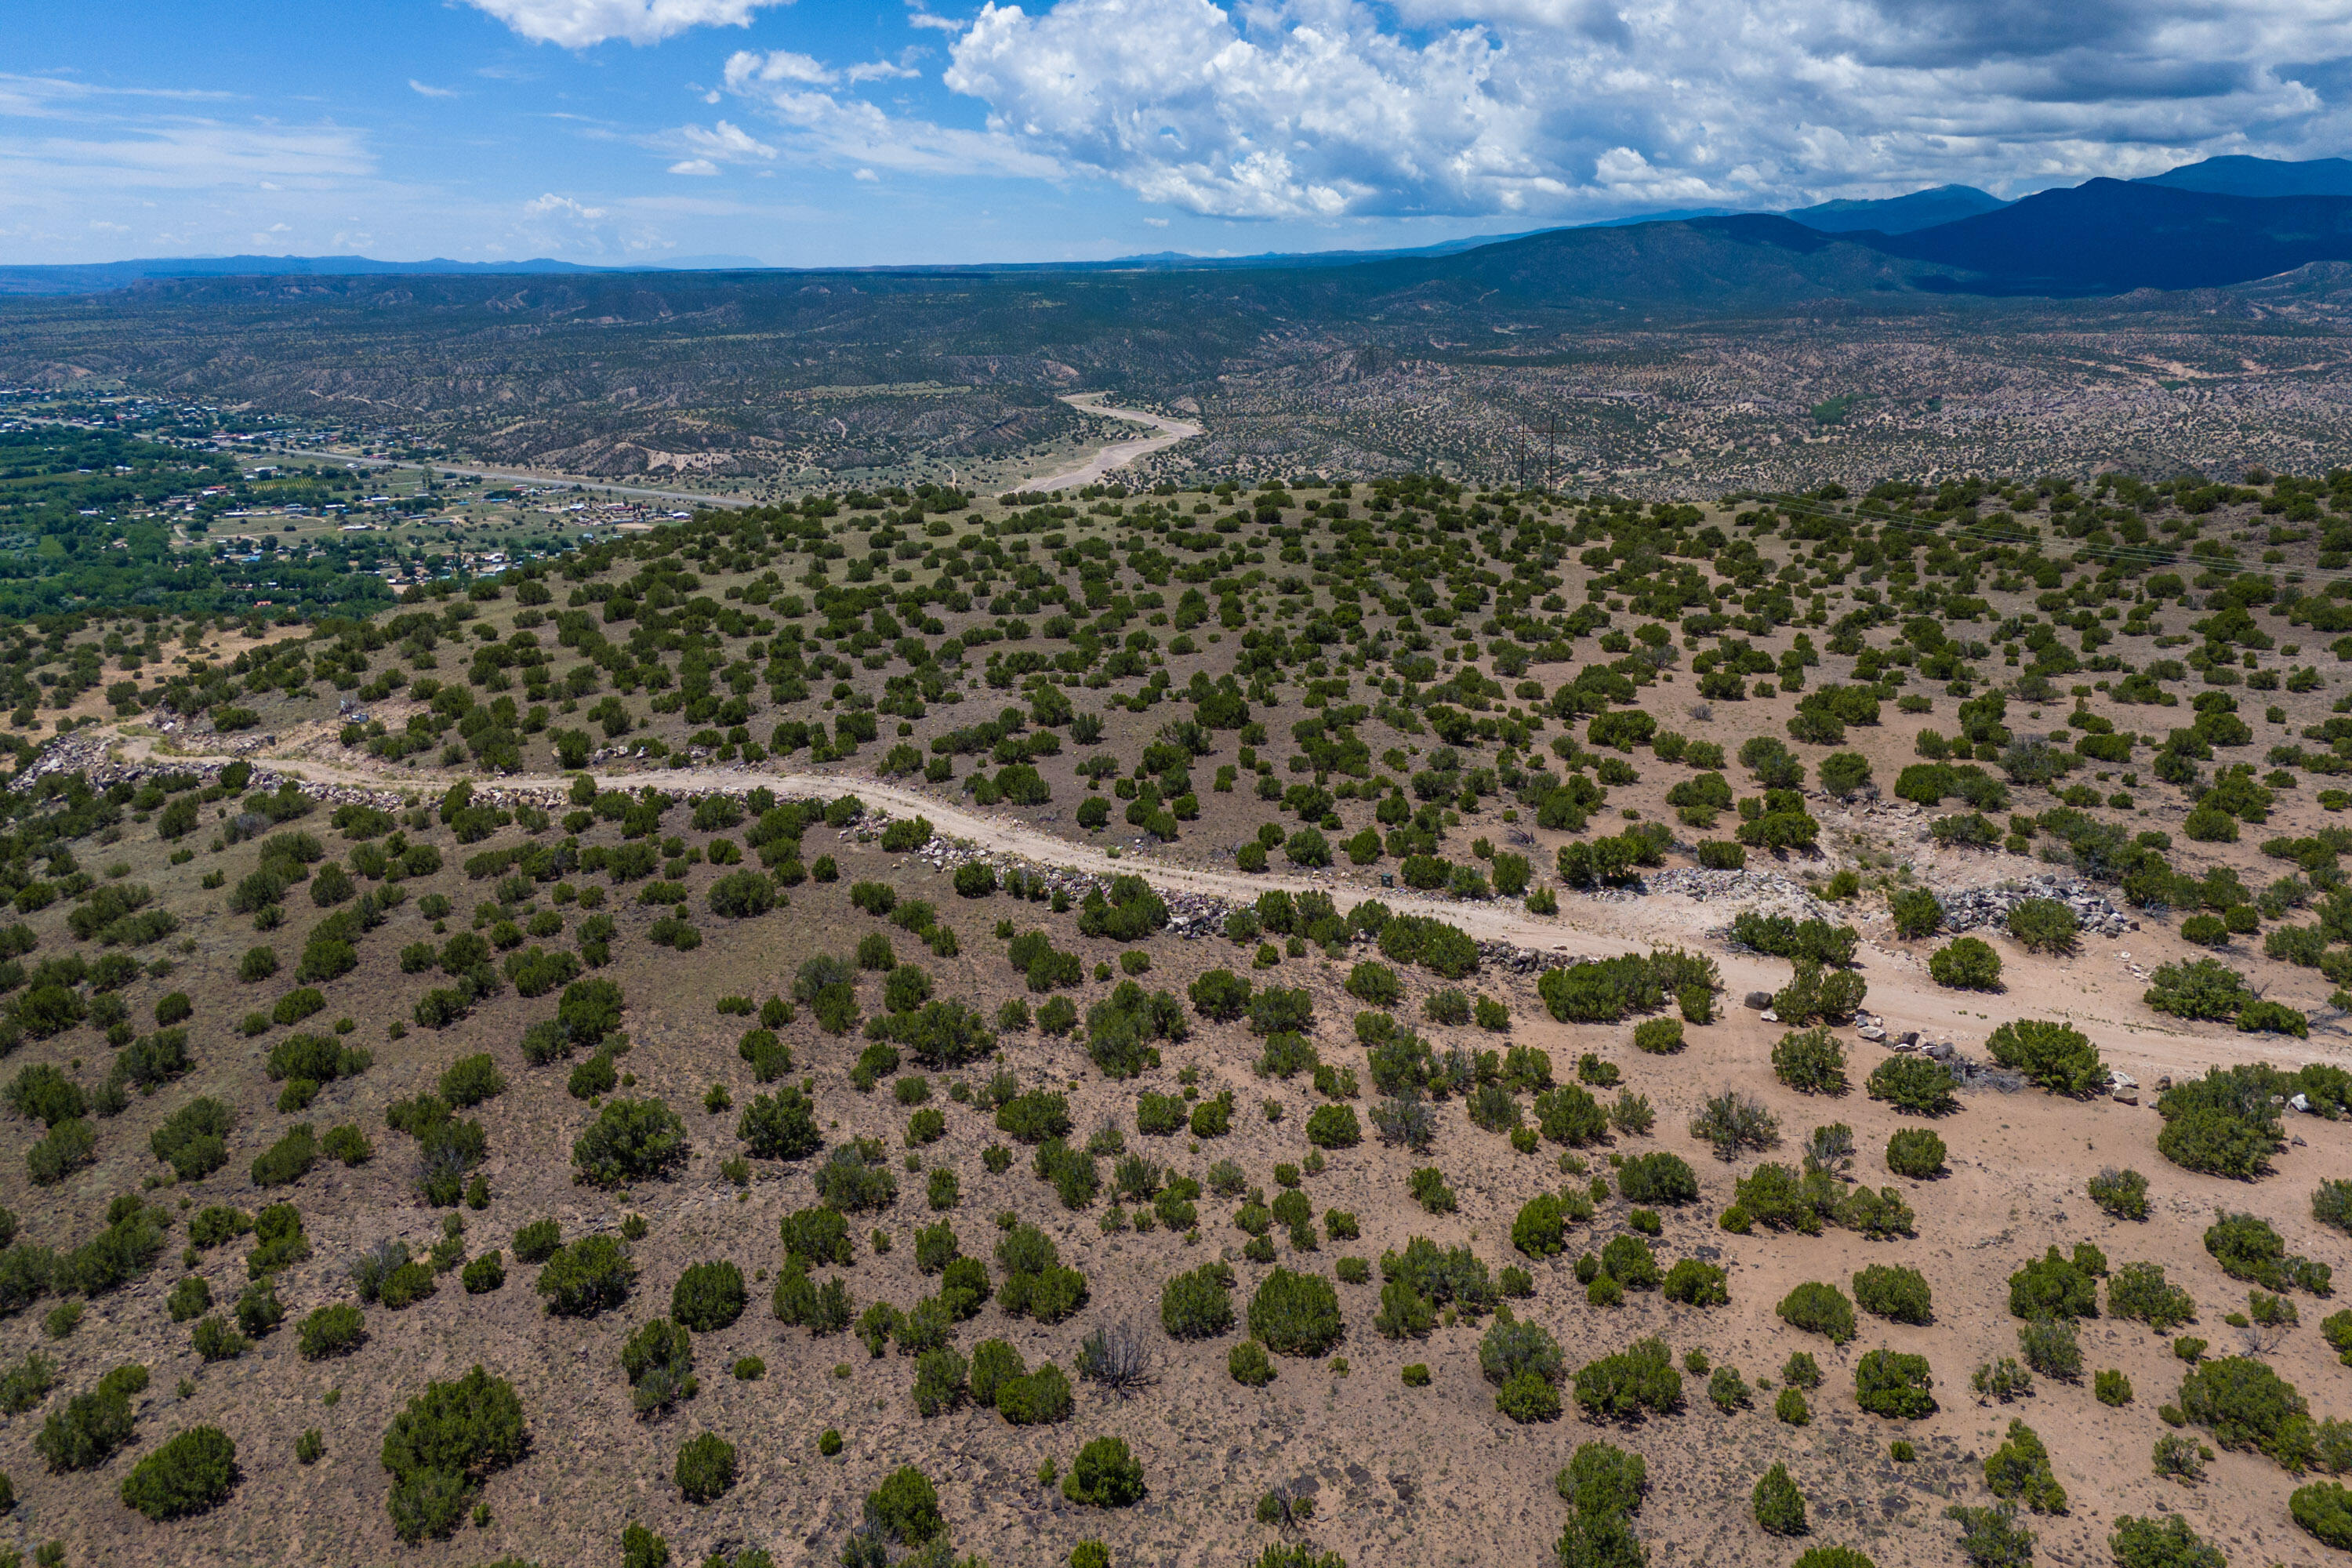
5 0 2349 267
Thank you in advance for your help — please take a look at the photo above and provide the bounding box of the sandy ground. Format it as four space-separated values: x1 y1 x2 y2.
110 726 2350 1092
0 725 2335 1568
1025 397 1205 492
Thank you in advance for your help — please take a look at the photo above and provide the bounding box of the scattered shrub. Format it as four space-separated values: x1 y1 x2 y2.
1856 1348 1936 1419
1690 1090 1779 1160
1885 1127 1946 1178
2006 898 2078 953
150 1098 233 1182
1752 1462 1807 1537
2144 959 2253 1022
1772 1027 1847 1094
1790 1548 1873 1568
1973 1359 2034 1403
535 1236 637 1319
1228 1341 1276 1388
1161 1264 1236 1340
511 1220 562 1265
2205 1211 2328 1294
37 1368 143 1472
2313 1178 2352 1236
1927 937 2002 991
671 1261 746 1331
1631 1018 1683 1054
2009 1246 2103 1321
1062 1436 1145 1508
572 1099 689 1188
1777 1282 1857 1345
1304 1105 1360 1149
674 1432 737 1503
2018 1316 2082 1381
2111 1514 2228 1568
378 1366 528 1543
866 1464 945 1546
1570 1337 1681 1421
2293 1482 2352 1552
1985 1019 2104 1097
1854 1265 1933 1324
2176 1355 2310 1464
1617 1151 1699 1206
2151 1433 2208 1483
1945 1503 2036 1568
119 1425 238 1520
738 1088 822 1161
1248 1269 1343 1356
1662 1259 1729 1307
1708 1365 1750 1411
1984 1418 2067 1514
2089 1167 2150 1221
1866 1057 1958 1116
27 1120 96 1187
2108 1262 2196 1332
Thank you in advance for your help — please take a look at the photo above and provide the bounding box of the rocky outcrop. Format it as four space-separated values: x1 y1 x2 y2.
1932 874 2135 938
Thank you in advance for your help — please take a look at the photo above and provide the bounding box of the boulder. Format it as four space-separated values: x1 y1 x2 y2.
1743 991 1773 1011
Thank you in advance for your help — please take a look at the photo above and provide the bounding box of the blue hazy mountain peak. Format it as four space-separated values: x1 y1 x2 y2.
1780 185 2009 234
2137 154 2352 198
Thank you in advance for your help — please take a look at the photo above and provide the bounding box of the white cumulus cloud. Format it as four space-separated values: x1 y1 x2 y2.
924 0 2352 219
463 0 793 48
523 192 609 217
943 0 1553 218
669 158 721 173
720 48 1065 178
731 50 836 85
682 119 779 159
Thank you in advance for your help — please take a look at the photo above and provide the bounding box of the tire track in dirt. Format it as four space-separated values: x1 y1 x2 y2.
103 727 2338 1082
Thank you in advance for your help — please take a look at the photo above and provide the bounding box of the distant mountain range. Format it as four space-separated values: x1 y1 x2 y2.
0 254 607 296
5 154 2352 305
1780 184 2009 234
0 252 764 297
1866 179 2352 293
2139 154 2352 198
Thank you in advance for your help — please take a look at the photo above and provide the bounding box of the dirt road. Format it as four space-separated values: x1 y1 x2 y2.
260 393 1200 508
1026 395 1203 491
103 727 2333 1083
119 731 1659 951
